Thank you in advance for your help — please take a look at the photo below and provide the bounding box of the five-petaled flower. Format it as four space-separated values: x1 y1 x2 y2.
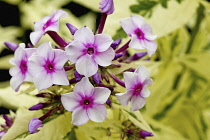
65 27 115 77
99 0 115 15
115 65 153 111
61 77 111 125
120 15 157 56
30 9 68 45
9 43 36 91
28 42 69 90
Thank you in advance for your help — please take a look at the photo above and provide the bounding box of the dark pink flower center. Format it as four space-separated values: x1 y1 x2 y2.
44 61 55 73
20 60 27 74
80 97 93 109
87 47 94 55
133 84 143 96
135 29 144 39
83 100 90 105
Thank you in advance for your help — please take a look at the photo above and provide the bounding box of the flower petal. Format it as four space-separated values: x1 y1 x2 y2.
10 74 24 92
52 70 69 85
74 27 94 45
123 72 140 90
30 31 45 45
33 71 52 90
140 87 150 98
36 42 54 61
143 40 157 57
120 17 137 36
72 106 89 125
87 104 106 122
94 47 115 66
74 77 94 97
143 78 153 86
65 41 85 63
9 67 20 76
93 87 111 104
134 65 150 83
53 49 68 69
130 95 146 111
52 10 68 21
129 36 145 49
115 90 133 106
76 55 98 77
131 15 145 29
61 92 80 111
94 34 113 52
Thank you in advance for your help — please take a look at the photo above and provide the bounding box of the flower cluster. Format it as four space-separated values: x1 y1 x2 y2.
5 0 157 137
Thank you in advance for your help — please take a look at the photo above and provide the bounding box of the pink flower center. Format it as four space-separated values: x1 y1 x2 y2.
80 97 93 109
83 100 90 105
135 29 144 39
20 60 27 74
44 61 55 73
133 84 143 96
87 47 94 55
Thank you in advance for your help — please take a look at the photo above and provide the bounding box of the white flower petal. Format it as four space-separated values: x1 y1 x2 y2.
30 31 45 45
120 17 137 36
52 69 69 85
72 106 89 125
9 67 20 76
74 77 94 97
143 78 153 86
87 104 106 122
36 42 54 61
94 47 115 66
131 15 145 29
53 49 68 69
129 36 145 49
10 74 24 92
93 87 111 104
130 96 146 112
52 9 68 21
116 90 133 106
94 34 113 52
65 41 85 63
74 27 94 45
76 55 98 77
134 65 150 83
33 71 52 90
61 92 80 111
123 72 140 90
141 87 151 98
143 40 157 57
45 22 59 32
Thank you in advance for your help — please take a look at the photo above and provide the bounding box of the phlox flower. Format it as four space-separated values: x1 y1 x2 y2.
120 15 157 56
99 0 115 15
28 42 69 90
61 77 111 125
9 43 36 91
65 27 115 77
30 10 68 45
116 65 153 111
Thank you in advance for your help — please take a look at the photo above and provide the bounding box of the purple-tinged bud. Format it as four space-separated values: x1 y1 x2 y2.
2 115 13 127
126 129 133 135
99 0 114 15
111 39 122 50
128 52 147 61
106 99 112 107
29 103 44 111
66 23 78 35
128 68 135 72
110 74 125 87
28 118 43 134
74 71 83 81
4 42 18 51
64 65 74 71
27 43 33 48
98 84 114 91
0 130 6 139
110 63 121 68
92 72 101 84
139 130 154 139
113 54 123 60
36 93 52 98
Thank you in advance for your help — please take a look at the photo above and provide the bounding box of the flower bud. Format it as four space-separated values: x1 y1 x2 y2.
28 118 43 134
139 130 154 139
99 0 115 15
111 39 122 50
92 72 101 84
66 23 78 35
4 42 18 51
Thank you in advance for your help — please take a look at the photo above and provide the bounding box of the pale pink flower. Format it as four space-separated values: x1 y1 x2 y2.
9 43 36 91
28 42 69 90
65 27 115 77
30 10 68 45
120 15 157 56
61 77 111 125
116 65 153 111
99 0 115 15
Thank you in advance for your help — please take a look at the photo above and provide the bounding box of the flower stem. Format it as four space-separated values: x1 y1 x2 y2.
47 31 68 49
115 40 130 54
98 13 107 34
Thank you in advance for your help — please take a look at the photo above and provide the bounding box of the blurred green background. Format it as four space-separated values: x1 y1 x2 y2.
0 0 210 139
